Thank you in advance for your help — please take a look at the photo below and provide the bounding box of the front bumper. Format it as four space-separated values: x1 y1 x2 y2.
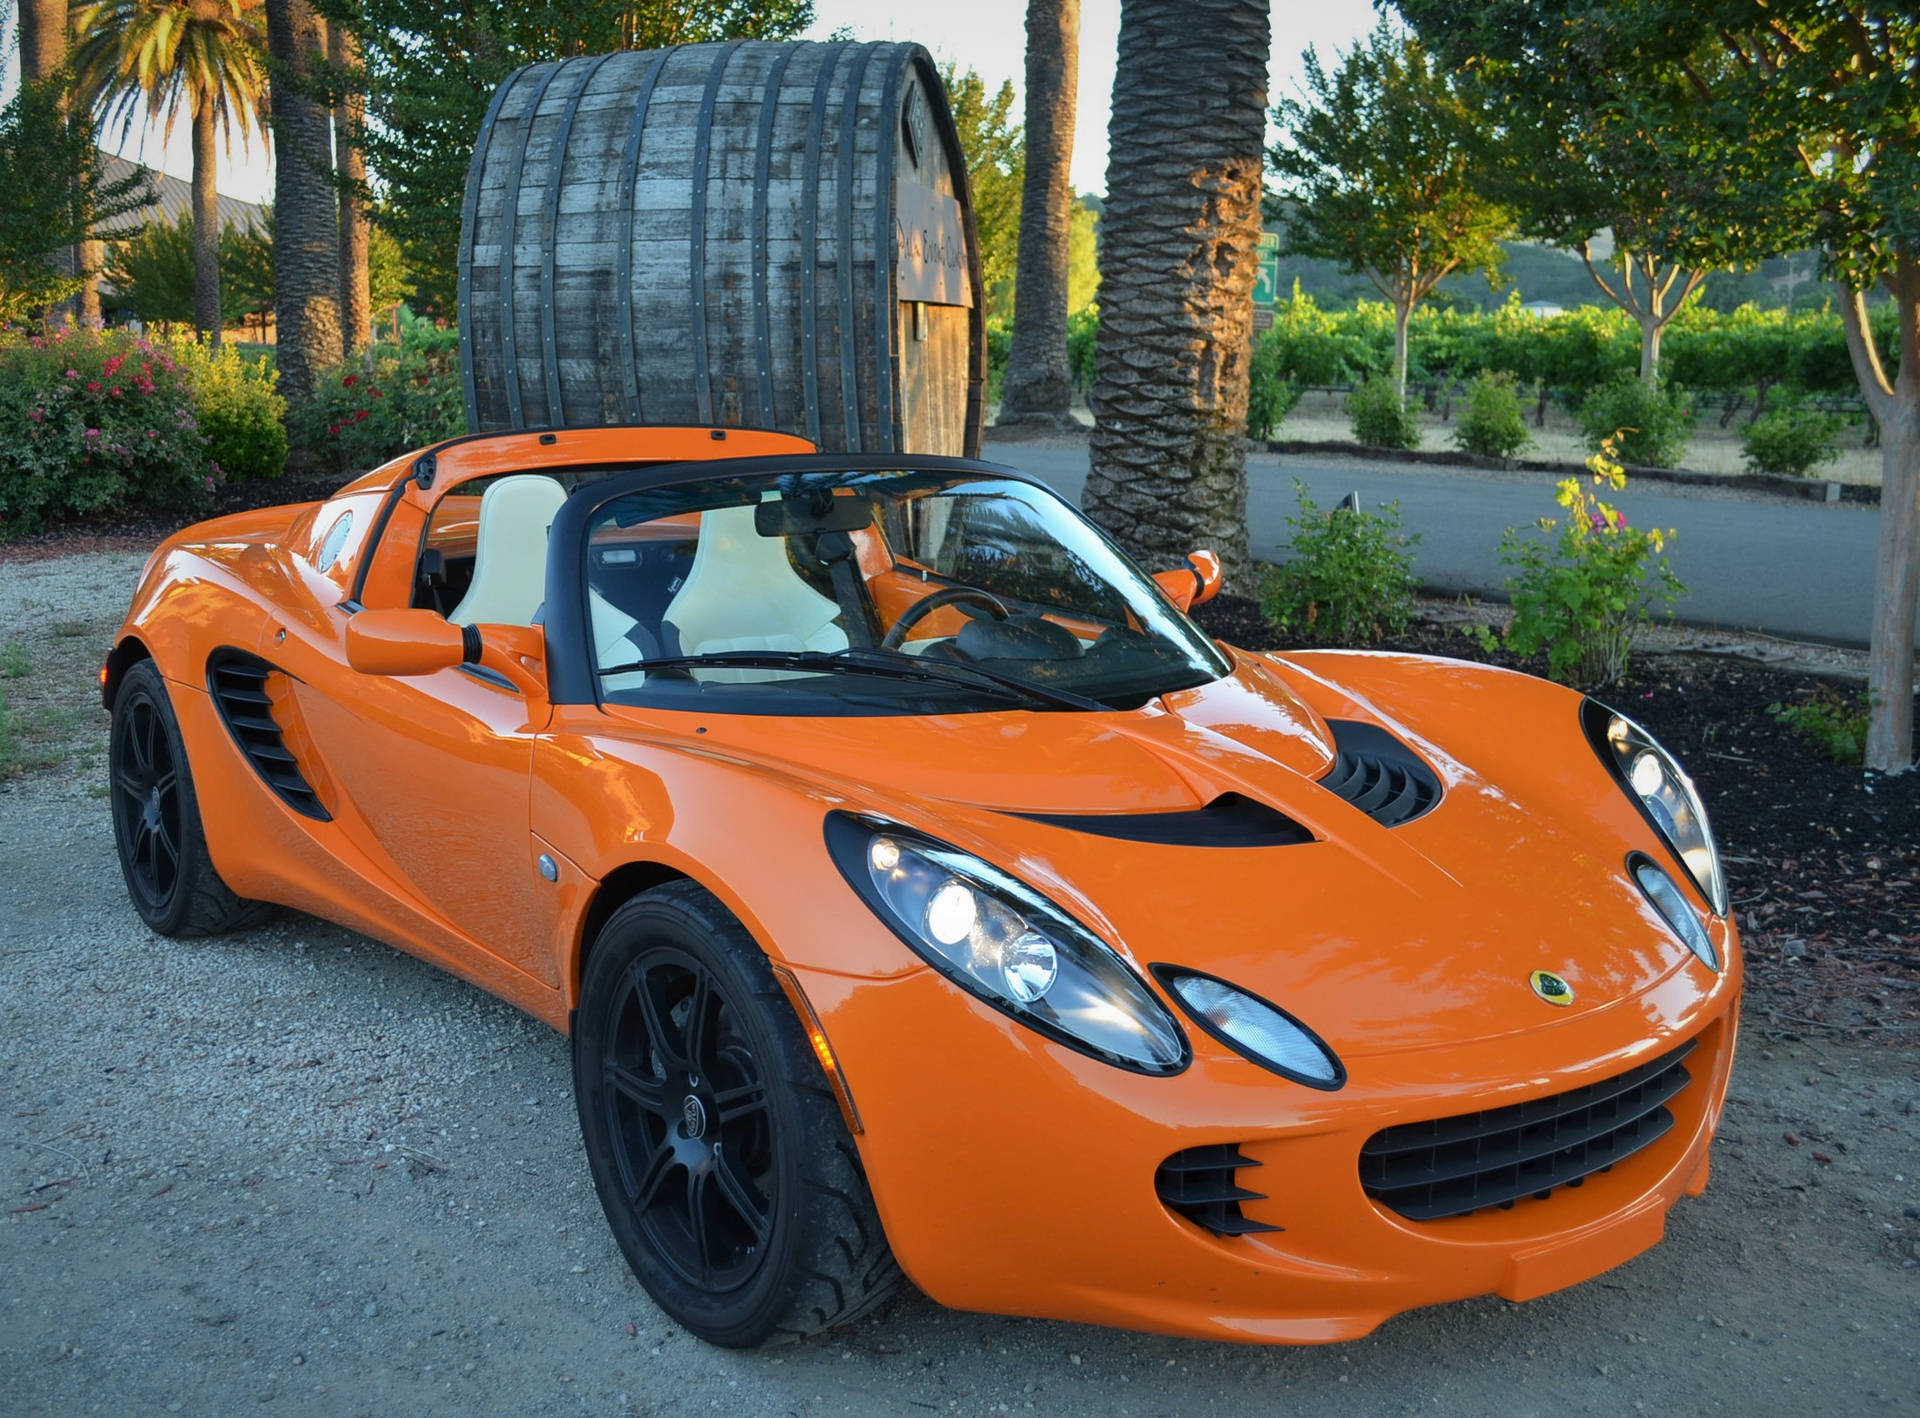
793 929 1740 1344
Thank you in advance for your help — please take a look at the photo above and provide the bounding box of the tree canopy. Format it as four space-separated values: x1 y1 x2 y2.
941 64 1025 317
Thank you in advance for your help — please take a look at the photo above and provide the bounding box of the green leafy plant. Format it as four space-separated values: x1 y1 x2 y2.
287 314 464 474
1259 482 1421 643
0 640 27 678
1742 403 1844 478
167 338 286 481
1246 328 1304 439
1454 369 1532 459
1348 377 1421 450
1496 439 1683 685
1767 688 1869 765
0 326 215 538
1576 374 1694 468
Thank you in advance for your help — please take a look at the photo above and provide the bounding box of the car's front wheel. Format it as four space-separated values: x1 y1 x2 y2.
573 882 900 1346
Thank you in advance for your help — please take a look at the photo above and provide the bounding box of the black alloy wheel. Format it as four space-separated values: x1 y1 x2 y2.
574 882 899 1346
108 659 270 938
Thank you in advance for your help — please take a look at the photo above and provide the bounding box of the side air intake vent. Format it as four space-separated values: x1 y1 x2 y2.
1359 1038 1696 1221
1154 1144 1281 1237
207 650 329 821
1015 793 1313 847
1320 720 1441 826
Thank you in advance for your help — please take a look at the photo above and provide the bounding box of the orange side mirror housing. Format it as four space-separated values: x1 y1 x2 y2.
345 608 471 677
1153 550 1224 612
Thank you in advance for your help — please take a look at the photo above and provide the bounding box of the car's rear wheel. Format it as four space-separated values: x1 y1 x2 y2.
573 882 900 1346
110 660 270 937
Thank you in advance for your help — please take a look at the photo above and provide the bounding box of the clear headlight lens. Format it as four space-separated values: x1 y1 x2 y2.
1153 967 1345 1089
825 814 1188 1075
1632 855 1720 972
1583 701 1727 915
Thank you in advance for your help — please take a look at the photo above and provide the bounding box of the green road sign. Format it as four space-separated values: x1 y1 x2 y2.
1253 231 1280 308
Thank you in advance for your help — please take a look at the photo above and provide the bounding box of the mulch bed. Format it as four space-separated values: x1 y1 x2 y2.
1193 594 1920 1043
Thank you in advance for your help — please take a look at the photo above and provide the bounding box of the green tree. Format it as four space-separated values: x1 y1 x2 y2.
71 0 269 345
1066 197 1099 315
1406 2 1919 772
316 1 814 315
0 68 150 325
1269 21 1513 401
1082 0 1269 586
104 210 270 330
942 64 1024 318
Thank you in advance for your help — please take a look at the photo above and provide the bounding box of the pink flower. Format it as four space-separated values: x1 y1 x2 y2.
354 409 369 422
110 386 122 397
204 476 216 490
65 369 79 379
86 381 101 393
103 355 124 378
29 408 42 422
1611 509 1627 529
84 428 100 440
328 423 340 435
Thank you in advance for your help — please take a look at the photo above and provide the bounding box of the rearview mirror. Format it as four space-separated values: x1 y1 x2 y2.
1153 550 1224 612
346 608 472 676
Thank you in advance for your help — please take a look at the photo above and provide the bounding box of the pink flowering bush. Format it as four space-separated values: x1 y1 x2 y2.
1489 438 1683 686
0 326 214 537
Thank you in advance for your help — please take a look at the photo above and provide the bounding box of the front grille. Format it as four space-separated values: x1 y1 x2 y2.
207 651 329 821
1155 1144 1280 1237
1359 1038 1696 1221
1320 720 1441 826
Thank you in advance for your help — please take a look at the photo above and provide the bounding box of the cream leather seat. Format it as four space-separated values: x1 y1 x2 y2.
661 504 848 679
447 475 567 627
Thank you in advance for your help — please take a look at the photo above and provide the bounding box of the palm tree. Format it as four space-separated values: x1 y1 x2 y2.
328 21 370 353
265 0 341 401
71 0 268 346
1080 0 1269 586
998 0 1081 431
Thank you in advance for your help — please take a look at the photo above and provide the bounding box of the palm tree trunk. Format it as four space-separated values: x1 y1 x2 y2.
191 95 223 345
266 0 343 402
18 0 68 79
1081 0 1268 585
329 23 372 354
999 0 1080 429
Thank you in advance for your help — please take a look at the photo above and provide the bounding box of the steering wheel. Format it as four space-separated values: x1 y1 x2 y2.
880 586 1009 651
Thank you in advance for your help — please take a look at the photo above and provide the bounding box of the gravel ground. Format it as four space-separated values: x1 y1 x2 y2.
3 549 1918 1417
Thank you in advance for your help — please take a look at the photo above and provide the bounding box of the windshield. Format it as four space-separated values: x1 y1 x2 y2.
583 468 1230 715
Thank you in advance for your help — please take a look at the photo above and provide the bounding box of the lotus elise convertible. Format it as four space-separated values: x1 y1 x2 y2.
104 424 1740 1347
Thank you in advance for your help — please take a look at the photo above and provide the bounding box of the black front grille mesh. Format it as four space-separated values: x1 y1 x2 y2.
1155 1144 1281 1237
208 651 329 821
1320 720 1441 826
1360 1038 1697 1221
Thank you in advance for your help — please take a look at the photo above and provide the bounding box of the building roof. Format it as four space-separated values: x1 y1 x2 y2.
95 151 268 235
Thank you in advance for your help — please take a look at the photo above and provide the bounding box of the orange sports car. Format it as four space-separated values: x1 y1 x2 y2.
105 424 1740 1347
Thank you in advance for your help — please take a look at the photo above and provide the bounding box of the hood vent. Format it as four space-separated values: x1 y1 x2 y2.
207 650 330 821
1320 720 1441 827
1014 793 1313 848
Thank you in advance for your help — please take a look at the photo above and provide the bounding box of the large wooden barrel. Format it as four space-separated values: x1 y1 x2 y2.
458 41 984 456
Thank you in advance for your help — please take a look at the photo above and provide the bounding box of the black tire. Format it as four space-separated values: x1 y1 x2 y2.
109 659 271 938
573 881 900 1346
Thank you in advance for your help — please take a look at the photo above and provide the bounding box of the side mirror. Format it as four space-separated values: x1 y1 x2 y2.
1152 550 1224 613
346 608 472 676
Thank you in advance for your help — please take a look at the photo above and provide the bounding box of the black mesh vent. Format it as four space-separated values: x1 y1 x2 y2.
207 651 329 821
1360 1038 1696 1221
1015 793 1313 847
1154 1144 1281 1237
1319 719 1441 826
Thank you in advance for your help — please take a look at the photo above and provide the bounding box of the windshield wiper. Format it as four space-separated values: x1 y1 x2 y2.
597 647 1107 713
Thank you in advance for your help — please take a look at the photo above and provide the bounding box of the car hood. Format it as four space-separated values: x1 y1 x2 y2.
608 650 1718 1056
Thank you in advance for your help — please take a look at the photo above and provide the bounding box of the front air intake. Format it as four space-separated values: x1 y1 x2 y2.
207 650 329 821
1359 1038 1696 1221
1154 1144 1281 1237
1319 720 1441 826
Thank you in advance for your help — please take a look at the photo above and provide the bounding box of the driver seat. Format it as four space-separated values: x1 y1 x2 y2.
447 475 567 627
662 505 849 674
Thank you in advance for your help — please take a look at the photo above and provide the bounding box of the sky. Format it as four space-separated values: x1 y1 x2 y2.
2 0 1383 205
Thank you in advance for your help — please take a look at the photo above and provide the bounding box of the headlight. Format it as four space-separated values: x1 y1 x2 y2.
1582 700 1726 915
1630 854 1720 972
1153 967 1345 1089
824 814 1189 1075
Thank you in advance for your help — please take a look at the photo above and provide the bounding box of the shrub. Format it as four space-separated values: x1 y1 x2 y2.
1453 370 1532 459
1347 378 1420 450
1246 328 1303 439
1575 374 1694 468
1495 439 1683 686
1259 481 1420 644
1767 688 1869 764
169 338 286 481
1066 305 1099 393
1742 403 1844 477
0 326 214 538
287 317 464 475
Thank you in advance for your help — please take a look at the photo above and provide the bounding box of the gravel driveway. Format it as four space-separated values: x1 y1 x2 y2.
3 549 1918 1417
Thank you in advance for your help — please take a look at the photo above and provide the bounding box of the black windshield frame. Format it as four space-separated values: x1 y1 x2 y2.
543 452 1224 710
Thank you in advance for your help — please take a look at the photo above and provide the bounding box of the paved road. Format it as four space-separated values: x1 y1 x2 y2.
986 441 1906 649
